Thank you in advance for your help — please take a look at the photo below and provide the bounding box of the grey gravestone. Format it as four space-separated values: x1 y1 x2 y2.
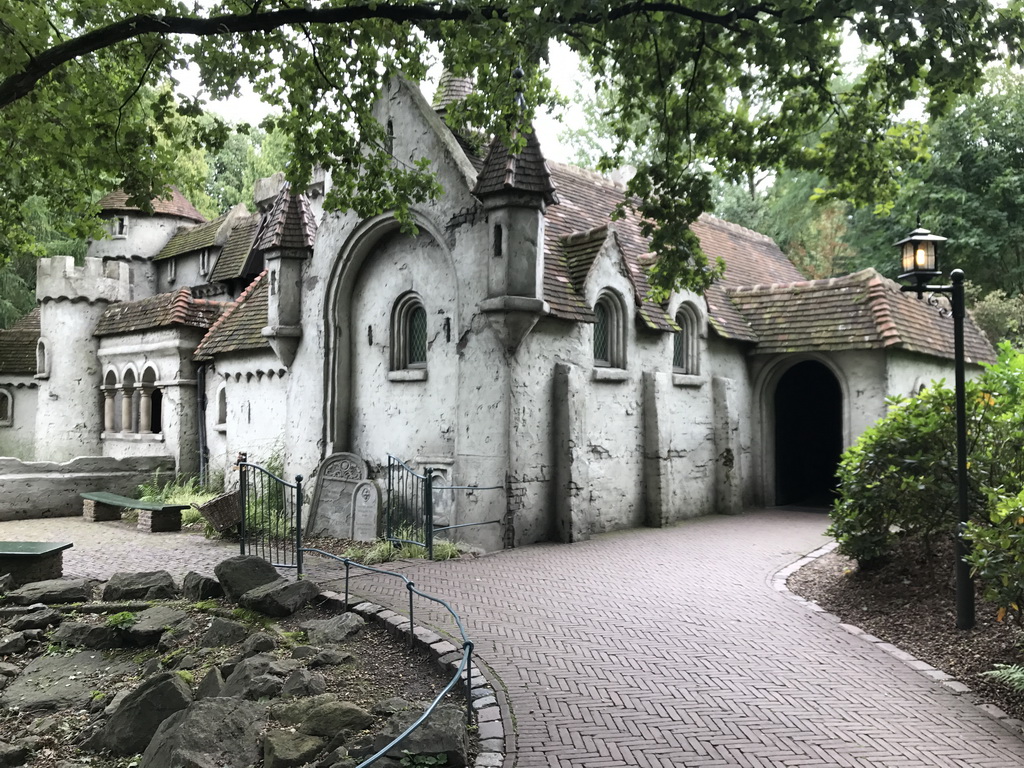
307 453 379 541
351 480 380 542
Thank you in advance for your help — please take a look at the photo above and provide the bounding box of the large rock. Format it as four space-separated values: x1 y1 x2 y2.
374 704 469 768
141 697 270 768
50 622 122 650
10 608 62 632
220 654 301 700
239 578 320 617
0 633 27 655
182 572 223 601
299 613 365 645
6 579 93 606
0 741 27 768
214 556 281 602
102 571 177 601
0 652 133 713
126 606 191 646
88 672 192 756
263 729 325 768
199 617 249 648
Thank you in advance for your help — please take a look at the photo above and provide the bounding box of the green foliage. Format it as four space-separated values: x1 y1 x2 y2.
230 607 272 629
829 385 965 566
4 2 1021 296
175 670 195 686
105 611 138 630
963 491 1024 625
982 664 1024 692
192 599 220 613
400 753 449 768
831 344 1024 623
830 344 1024 567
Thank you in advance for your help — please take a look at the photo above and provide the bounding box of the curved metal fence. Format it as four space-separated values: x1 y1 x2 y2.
238 458 303 572
299 549 475 767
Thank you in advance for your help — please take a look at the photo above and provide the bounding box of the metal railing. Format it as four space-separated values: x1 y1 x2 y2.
238 456 304 575
385 455 503 559
300 549 475 767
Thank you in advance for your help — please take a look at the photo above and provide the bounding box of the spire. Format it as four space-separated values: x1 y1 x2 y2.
433 70 475 111
473 131 558 207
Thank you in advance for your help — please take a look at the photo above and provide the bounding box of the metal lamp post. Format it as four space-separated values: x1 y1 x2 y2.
896 226 974 630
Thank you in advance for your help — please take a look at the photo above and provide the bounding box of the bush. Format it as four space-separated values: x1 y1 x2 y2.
830 343 1024 569
829 385 966 566
964 490 1024 625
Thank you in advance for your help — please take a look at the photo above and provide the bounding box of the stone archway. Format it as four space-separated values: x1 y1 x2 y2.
773 359 843 507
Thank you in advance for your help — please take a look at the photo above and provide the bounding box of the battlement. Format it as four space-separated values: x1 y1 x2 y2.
36 256 134 304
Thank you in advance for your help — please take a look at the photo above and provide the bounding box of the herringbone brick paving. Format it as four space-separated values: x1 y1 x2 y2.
307 509 1024 767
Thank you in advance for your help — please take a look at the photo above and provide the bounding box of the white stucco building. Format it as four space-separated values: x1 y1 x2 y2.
0 76 995 547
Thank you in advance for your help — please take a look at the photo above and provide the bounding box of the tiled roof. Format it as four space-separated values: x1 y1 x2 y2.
210 213 261 282
698 216 805 342
97 187 206 223
154 214 229 261
474 132 558 206
254 186 317 252
433 71 475 110
0 308 40 376
193 272 272 361
726 268 996 363
543 164 676 330
94 289 226 337
562 225 609 292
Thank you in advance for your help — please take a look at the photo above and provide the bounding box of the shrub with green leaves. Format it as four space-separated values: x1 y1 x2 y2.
829 343 1024 568
965 490 1024 625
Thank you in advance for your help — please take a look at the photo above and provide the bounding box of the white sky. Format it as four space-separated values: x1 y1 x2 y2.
177 41 585 163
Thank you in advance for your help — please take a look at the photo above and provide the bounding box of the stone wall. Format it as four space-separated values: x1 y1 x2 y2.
0 455 175 520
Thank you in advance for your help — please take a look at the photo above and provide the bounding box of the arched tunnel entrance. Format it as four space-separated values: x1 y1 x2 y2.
774 360 843 507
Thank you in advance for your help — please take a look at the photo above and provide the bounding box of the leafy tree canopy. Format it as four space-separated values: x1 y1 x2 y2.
2 0 1021 295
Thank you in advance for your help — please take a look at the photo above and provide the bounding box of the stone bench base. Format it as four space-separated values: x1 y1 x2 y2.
82 499 122 522
0 553 63 587
138 509 182 533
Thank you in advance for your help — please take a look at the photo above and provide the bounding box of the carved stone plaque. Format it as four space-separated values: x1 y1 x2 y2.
307 452 369 539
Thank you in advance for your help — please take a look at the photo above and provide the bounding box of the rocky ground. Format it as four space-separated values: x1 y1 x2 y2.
787 536 1024 722
0 560 477 768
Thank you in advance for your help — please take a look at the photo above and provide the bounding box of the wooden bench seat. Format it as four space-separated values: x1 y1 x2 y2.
80 492 188 533
0 541 73 587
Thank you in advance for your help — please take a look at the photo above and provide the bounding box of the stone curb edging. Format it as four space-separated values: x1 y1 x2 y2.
772 541 1024 740
318 590 511 768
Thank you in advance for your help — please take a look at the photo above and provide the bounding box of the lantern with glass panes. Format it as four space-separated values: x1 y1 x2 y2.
895 226 948 297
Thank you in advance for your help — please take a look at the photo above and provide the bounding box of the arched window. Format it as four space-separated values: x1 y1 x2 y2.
35 339 49 379
593 290 626 369
391 293 428 371
673 303 701 375
216 384 227 428
0 388 12 427
141 367 161 435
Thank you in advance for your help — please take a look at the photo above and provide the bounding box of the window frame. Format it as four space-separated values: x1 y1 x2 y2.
0 388 12 427
390 292 429 379
673 303 701 376
593 290 627 371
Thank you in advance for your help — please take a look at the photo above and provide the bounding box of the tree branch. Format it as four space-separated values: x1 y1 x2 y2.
0 2 777 110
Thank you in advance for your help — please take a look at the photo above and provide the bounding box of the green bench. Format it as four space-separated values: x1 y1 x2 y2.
80 492 188 533
0 542 73 587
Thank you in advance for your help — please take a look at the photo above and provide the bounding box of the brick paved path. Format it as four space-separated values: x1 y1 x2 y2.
5 510 1024 765
0 516 239 581
307 509 1024 767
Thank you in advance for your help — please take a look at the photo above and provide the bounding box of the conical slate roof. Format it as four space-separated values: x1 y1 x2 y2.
473 131 558 206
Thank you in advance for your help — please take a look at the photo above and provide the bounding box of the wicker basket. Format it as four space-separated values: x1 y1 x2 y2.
194 490 242 532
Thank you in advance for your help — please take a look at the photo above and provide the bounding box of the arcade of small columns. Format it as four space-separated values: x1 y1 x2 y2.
101 368 163 435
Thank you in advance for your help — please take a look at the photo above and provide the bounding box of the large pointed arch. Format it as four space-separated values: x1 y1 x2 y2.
322 209 460 455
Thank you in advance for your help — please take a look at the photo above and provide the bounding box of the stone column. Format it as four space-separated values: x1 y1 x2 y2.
103 389 116 432
138 387 153 433
121 386 134 433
